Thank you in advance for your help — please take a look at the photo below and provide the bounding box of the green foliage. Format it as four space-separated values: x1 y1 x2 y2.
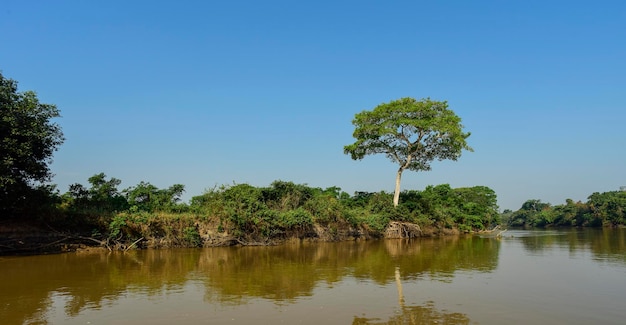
182 226 202 247
454 186 500 230
191 183 280 238
331 184 500 233
499 209 514 225
262 180 314 211
222 184 268 232
588 191 626 227
1 72 64 218
394 184 498 231
277 208 313 229
52 173 505 243
62 173 128 215
108 214 127 239
365 192 396 215
363 214 391 233
304 194 344 224
190 182 362 239
124 181 186 213
189 185 224 216
508 199 551 227
507 192 626 228
344 97 472 206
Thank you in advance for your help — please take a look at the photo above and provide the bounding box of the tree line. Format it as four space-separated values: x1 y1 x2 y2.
503 191 626 228
41 173 500 242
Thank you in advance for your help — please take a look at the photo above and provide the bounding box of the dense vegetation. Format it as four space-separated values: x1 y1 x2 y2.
1 72 64 217
504 191 626 228
30 175 500 247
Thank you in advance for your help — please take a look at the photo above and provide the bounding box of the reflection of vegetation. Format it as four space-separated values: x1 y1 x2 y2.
516 228 626 265
353 301 470 325
589 228 626 265
198 237 500 303
0 250 199 324
355 237 500 284
0 238 499 324
515 229 572 253
7 229 625 324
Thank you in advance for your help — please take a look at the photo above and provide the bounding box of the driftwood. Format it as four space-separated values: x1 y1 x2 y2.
207 236 273 247
477 225 507 238
124 237 145 252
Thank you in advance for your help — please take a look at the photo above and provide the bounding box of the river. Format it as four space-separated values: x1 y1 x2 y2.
1 228 625 324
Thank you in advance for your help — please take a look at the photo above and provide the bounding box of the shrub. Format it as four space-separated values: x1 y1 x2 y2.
182 226 202 247
277 208 313 229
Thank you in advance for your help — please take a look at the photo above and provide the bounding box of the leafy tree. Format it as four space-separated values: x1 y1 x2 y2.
454 186 500 229
508 199 551 227
344 97 472 206
63 173 128 214
588 191 626 227
415 184 459 227
552 199 585 226
507 193 624 228
1 72 64 216
520 199 551 212
124 181 186 212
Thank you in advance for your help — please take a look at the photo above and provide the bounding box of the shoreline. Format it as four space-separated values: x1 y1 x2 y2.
0 220 461 256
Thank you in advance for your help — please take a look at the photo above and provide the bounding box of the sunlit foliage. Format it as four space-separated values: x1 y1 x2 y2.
507 191 626 228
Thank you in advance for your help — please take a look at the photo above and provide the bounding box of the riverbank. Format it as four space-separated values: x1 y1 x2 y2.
0 220 96 255
2 181 502 255
0 218 461 255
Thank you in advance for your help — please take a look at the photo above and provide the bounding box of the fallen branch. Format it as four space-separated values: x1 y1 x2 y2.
124 237 144 252
75 236 106 246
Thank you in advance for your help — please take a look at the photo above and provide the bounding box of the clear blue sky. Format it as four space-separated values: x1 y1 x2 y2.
2 0 625 210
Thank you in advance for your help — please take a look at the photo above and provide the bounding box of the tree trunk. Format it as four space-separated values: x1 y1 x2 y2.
393 167 404 207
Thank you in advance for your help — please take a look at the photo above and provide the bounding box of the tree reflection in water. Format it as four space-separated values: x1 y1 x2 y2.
351 266 471 325
1 236 498 324
352 301 470 325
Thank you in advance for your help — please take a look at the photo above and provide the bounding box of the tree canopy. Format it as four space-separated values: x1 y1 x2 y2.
344 97 472 206
507 191 626 228
1 72 64 216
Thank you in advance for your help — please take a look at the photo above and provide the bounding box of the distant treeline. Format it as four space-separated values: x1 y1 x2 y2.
9 173 500 245
503 191 626 228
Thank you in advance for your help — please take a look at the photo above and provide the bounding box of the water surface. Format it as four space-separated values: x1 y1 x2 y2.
1 228 625 324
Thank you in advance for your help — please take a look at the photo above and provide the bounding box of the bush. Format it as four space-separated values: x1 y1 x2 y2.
182 226 202 247
277 208 313 229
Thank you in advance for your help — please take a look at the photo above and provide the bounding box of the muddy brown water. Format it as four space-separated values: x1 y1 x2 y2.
1 228 625 324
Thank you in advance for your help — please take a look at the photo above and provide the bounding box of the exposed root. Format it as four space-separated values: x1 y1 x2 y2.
385 221 422 239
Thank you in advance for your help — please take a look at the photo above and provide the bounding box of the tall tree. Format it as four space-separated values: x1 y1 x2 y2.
344 97 472 206
1 72 64 216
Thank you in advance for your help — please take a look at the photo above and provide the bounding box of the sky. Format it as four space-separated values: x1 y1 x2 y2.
1 0 625 210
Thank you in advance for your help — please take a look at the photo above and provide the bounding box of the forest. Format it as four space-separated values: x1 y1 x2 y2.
504 191 626 228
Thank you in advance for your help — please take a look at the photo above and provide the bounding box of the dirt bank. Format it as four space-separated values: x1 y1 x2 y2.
0 219 458 256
